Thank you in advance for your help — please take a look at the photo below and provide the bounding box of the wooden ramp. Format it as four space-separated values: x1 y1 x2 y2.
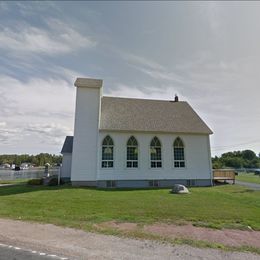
213 169 235 184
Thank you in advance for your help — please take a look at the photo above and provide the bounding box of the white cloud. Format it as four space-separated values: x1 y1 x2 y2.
0 122 7 127
0 121 71 147
15 2 61 17
120 51 186 84
106 84 149 99
107 83 181 101
0 74 75 119
0 2 8 13
136 67 185 83
200 2 222 33
49 65 86 85
0 19 96 55
121 52 164 71
0 73 76 152
24 123 72 145
0 125 22 145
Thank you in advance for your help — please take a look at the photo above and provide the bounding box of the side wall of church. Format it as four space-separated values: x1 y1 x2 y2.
96 131 212 187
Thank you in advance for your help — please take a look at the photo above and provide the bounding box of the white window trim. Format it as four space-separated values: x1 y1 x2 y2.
101 136 114 169
126 136 139 169
150 137 163 169
173 137 186 169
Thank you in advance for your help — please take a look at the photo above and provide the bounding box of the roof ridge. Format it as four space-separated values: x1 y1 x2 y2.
102 96 187 103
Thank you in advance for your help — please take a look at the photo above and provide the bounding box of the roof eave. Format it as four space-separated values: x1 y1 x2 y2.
99 128 213 135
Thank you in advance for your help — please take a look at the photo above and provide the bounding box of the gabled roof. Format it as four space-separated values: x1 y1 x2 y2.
61 136 73 154
100 97 213 134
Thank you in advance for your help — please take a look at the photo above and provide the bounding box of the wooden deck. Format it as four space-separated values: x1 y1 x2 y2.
213 170 235 184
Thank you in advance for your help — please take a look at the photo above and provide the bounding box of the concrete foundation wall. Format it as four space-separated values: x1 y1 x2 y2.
71 181 97 187
75 179 211 188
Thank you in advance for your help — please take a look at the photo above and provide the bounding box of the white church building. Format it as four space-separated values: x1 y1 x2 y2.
61 78 213 188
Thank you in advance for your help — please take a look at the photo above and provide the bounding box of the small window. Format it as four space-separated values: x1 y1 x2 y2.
187 179 195 187
106 180 116 188
102 136 114 168
149 180 159 187
150 137 162 168
126 136 138 168
173 137 185 168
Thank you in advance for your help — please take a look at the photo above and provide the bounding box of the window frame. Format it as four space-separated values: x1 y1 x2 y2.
149 180 160 187
126 136 139 168
150 136 162 168
173 137 186 168
101 135 114 168
106 180 116 188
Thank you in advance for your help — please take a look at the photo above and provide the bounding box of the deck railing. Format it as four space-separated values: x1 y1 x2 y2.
213 169 235 184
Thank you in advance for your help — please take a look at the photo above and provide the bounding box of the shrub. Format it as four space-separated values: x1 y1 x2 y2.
46 176 66 186
28 178 43 185
48 177 58 186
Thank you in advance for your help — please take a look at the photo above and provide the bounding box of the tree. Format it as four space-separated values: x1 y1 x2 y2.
241 150 257 161
212 149 260 169
222 157 243 168
0 153 62 167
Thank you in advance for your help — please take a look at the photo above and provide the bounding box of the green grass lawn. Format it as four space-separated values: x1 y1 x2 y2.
236 173 260 184
0 184 259 231
0 179 29 185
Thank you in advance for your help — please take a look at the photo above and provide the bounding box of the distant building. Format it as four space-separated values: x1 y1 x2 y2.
0 163 11 169
20 163 29 170
61 78 213 188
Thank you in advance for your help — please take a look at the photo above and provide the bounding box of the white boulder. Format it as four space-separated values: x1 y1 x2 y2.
171 184 189 194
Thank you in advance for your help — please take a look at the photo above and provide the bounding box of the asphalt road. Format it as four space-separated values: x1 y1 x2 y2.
0 243 68 260
235 180 260 190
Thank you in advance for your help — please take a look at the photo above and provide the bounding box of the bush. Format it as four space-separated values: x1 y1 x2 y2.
28 178 43 185
48 177 58 186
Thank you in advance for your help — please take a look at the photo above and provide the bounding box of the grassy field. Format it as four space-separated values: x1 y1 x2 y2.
0 179 29 184
0 184 259 231
236 173 260 184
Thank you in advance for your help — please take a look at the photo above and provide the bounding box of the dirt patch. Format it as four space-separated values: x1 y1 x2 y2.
0 219 259 260
96 221 260 248
95 221 138 232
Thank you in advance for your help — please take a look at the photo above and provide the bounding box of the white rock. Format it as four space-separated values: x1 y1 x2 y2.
171 184 189 194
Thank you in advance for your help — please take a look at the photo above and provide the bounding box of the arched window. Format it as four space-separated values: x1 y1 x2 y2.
102 135 114 168
173 137 185 168
150 137 162 168
126 136 138 168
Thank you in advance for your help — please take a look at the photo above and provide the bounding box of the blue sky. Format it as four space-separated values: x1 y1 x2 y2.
0 1 259 156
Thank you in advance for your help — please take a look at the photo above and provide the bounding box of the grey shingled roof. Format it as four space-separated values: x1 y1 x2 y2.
100 97 213 134
61 136 73 154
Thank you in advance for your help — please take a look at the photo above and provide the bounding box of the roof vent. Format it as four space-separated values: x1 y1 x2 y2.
174 94 179 102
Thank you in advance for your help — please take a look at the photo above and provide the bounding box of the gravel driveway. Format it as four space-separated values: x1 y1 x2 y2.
235 180 260 190
0 219 259 260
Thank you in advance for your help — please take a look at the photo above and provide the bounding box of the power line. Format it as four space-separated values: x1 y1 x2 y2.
211 140 260 151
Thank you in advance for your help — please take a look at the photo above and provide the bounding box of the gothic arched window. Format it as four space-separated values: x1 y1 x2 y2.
173 137 185 168
150 137 162 168
126 136 138 168
102 136 114 168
